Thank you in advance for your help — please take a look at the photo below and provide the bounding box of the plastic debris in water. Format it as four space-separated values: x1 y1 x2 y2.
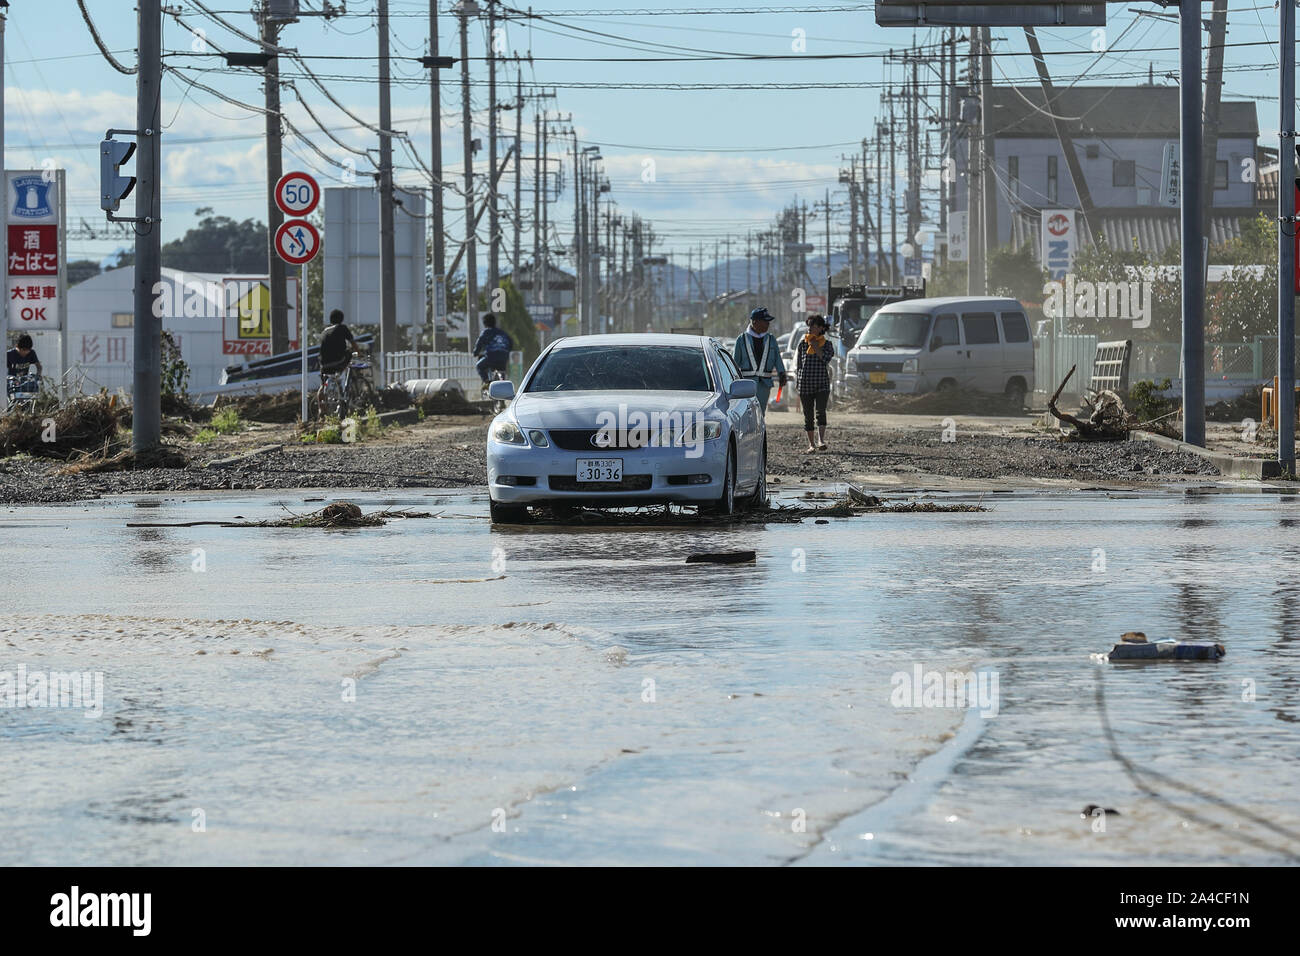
1104 638 1226 661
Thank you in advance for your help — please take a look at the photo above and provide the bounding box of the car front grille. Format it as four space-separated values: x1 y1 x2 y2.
856 360 904 372
545 429 661 451
548 474 653 492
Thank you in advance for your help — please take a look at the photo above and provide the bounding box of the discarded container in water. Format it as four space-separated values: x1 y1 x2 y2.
1105 639 1226 661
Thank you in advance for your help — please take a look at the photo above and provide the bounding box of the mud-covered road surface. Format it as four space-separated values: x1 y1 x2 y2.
0 406 1229 505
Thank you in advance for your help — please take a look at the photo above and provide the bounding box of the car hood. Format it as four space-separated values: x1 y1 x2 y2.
511 390 720 428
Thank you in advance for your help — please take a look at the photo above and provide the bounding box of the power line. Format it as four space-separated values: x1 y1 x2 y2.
77 0 137 75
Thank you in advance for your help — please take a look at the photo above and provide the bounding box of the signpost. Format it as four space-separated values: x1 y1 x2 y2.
274 170 320 218
275 171 323 425
1040 209 1077 282
5 168 67 398
1158 142 1181 208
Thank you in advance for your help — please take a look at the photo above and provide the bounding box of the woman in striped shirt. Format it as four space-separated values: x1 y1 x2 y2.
795 314 835 453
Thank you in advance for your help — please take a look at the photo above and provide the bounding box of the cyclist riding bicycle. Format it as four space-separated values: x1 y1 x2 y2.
317 309 362 411
473 315 513 384
319 309 360 378
7 334 43 380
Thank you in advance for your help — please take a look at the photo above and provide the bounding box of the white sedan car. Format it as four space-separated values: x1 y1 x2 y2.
485 334 767 523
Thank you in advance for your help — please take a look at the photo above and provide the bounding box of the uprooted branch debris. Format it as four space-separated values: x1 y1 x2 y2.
126 501 435 529
523 493 985 526
1047 365 1136 441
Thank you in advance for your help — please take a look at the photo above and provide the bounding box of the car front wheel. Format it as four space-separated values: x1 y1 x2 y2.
703 445 736 516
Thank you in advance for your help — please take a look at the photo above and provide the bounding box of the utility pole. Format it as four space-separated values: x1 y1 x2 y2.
429 0 446 346
907 51 922 248
979 26 997 285
1278 0 1296 469
1180 0 1205 446
889 106 898 284
532 106 541 305
724 236 732 293
260 4 288 355
1200 1 1229 242
846 163 857 283
513 69 522 277
823 188 832 291
487 0 499 295
967 33 983 295
378 0 397 366
456 0 478 351
572 133 582 332
134 0 162 451
748 231 759 291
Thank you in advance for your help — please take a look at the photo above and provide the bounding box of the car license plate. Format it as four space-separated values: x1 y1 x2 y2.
869 371 887 384
576 458 622 482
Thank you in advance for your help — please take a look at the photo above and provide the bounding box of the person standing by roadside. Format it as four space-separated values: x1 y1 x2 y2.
796 313 834 453
733 307 787 417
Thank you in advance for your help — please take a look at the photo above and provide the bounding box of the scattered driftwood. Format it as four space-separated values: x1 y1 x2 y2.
126 501 435 529
1047 365 1135 440
205 444 283 469
686 550 757 564
0 393 120 459
60 443 189 475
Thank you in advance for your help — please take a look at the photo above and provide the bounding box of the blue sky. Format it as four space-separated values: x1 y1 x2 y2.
2 1 1291 274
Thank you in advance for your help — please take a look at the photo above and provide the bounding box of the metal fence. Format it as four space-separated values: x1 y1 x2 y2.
383 350 525 395
1037 334 1300 396
1034 332 1098 396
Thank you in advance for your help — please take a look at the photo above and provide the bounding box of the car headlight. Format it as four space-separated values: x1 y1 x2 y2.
677 420 723 444
527 429 549 447
902 358 918 373
491 420 526 445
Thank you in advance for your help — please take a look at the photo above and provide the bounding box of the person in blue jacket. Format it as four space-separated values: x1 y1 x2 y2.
733 307 787 415
473 314 514 384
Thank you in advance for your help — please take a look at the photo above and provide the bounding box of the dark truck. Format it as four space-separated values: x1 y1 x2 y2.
825 280 927 399
827 280 927 344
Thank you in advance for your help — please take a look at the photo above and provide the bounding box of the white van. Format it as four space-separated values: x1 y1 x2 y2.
842 296 1034 407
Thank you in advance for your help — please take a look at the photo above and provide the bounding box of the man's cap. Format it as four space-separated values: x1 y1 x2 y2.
750 307 772 322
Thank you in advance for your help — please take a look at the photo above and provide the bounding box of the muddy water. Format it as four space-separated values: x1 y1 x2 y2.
1 486 1297 865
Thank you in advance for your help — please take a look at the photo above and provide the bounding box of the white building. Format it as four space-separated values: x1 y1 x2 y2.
25 267 298 398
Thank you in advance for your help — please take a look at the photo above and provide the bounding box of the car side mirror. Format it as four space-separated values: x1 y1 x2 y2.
487 380 515 401
930 337 942 352
728 379 758 401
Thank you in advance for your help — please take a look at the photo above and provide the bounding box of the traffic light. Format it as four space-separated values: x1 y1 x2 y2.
99 138 136 213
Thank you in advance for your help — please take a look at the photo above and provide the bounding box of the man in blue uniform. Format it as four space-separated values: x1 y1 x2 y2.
733 307 787 416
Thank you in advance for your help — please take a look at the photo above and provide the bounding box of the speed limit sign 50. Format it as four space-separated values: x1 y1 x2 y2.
275 171 320 217
275 219 321 265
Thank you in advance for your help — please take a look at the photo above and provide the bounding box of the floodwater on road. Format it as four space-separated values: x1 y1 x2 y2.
1 485 1298 866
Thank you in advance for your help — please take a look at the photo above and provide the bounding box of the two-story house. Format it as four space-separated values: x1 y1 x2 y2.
955 84 1265 254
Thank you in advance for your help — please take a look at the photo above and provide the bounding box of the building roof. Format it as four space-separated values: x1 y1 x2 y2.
505 262 576 291
989 86 1259 139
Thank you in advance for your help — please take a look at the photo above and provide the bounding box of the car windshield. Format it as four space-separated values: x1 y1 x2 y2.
526 345 714 392
857 312 931 348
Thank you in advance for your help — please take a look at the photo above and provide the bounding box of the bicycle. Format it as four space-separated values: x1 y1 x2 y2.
5 373 40 414
314 356 378 423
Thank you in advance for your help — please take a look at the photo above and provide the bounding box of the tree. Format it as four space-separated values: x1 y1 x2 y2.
67 259 101 287
161 207 268 274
